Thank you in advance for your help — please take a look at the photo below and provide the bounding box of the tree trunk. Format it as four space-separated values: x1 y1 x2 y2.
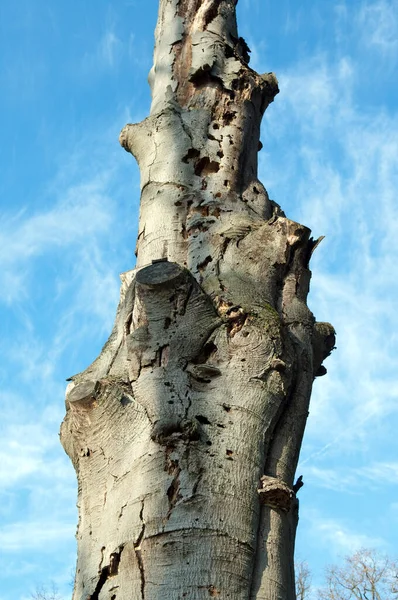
60 1 335 599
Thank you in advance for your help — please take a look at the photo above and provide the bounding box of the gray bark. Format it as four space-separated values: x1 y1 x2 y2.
60 1 335 599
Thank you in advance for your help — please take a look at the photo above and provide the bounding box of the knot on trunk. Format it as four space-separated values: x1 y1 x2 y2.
66 380 101 409
312 321 336 377
136 260 186 289
258 475 294 513
260 72 279 97
150 418 200 445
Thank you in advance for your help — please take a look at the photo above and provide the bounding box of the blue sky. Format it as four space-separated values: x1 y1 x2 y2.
1 0 397 598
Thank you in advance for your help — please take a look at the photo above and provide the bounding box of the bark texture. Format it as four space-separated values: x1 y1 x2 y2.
60 1 335 599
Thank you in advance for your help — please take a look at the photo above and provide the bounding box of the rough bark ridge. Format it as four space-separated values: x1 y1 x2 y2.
60 1 335 599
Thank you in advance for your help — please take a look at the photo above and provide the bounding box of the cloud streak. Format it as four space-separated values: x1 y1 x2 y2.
358 0 398 58
0 521 75 552
0 178 114 305
258 42 398 462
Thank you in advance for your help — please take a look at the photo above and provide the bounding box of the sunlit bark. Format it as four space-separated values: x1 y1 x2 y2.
60 1 334 598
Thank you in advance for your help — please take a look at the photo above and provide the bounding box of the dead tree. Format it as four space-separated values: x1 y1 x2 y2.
60 1 335 598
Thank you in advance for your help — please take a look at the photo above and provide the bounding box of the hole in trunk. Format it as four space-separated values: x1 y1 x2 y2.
223 111 236 125
194 341 218 364
195 415 211 425
120 396 132 407
182 148 200 163
197 255 212 271
194 157 220 176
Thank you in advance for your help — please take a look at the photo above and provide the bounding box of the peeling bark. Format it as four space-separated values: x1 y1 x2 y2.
61 1 335 598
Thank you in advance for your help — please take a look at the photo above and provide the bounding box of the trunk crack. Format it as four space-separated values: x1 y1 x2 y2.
106 337 124 376
88 546 124 600
166 461 182 518
134 501 146 599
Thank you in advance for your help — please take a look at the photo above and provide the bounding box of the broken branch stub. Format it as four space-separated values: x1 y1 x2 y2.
135 261 185 289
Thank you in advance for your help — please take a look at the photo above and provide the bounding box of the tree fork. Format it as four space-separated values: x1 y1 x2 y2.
61 1 335 598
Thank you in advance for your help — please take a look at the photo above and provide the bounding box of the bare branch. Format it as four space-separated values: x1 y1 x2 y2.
296 560 312 600
318 549 398 600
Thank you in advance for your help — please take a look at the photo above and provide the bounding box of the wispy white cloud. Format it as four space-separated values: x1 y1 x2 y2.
301 461 398 492
356 461 398 481
283 9 304 34
319 521 384 556
305 511 386 558
69 243 122 332
0 114 137 598
100 29 122 67
358 0 398 57
0 180 114 305
0 521 75 552
299 466 360 493
0 423 72 489
81 24 124 74
259 40 398 462
1 181 111 259
0 384 76 529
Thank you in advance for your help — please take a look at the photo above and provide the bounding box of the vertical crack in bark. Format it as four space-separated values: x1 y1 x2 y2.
166 460 182 518
88 567 109 600
118 503 127 520
134 500 146 599
88 546 124 600
183 387 193 421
